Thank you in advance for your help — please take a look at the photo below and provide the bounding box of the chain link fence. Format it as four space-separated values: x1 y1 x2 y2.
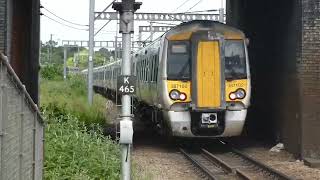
0 53 44 180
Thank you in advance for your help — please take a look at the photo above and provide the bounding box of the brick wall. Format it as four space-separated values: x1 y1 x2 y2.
299 0 320 158
227 0 320 159
0 0 7 53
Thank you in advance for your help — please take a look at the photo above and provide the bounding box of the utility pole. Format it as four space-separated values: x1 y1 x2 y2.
113 1 141 180
47 46 50 63
115 36 118 60
63 46 67 80
49 34 53 62
219 0 224 23
76 46 80 67
88 0 95 105
138 32 142 48
149 22 153 41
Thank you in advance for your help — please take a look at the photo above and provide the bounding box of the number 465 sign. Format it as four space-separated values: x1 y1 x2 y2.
117 75 136 95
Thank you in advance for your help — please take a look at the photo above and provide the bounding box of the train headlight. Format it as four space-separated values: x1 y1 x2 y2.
169 90 180 100
229 93 237 100
236 89 246 99
179 93 187 101
229 89 246 100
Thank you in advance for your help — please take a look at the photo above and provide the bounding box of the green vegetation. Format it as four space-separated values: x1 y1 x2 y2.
40 40 114 70
40 64 63 81
44 111 120 180
40 76 107 126
41 59 121 179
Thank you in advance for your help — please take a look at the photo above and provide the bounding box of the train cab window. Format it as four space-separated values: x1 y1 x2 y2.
167 41 190 80
225 40 247 80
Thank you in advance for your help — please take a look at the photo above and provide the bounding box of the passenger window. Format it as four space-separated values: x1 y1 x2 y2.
155 55 158 82
151 56 154 82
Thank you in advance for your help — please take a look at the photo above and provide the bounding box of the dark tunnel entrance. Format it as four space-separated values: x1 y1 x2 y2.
227 0 320 160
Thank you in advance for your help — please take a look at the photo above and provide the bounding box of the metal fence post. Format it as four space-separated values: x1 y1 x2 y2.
19 86 25 180
0 62 6 180
32 111 37 180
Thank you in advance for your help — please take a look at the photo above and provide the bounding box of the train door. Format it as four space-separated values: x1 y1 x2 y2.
194 41 222 108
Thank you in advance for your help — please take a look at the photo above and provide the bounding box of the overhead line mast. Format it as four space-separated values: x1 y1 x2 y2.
112 1 141 180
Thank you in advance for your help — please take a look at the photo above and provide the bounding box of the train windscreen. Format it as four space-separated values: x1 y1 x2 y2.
167 41 191 80
225 40 247 80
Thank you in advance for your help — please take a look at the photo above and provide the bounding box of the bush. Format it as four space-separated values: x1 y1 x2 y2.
40 64 63 80
44 110 120 179
69 75 87 96
40 76 107 126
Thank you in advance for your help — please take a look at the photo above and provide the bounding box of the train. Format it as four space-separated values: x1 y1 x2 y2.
82 20 251 138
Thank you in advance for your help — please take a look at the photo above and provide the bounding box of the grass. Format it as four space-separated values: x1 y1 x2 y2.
40 75 107 126
44 111 120 179
41 75 121 179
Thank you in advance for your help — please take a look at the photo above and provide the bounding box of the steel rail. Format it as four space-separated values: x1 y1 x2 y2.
201 148 256 180
180 142 294 180
230 147 294 180
179 148 220 180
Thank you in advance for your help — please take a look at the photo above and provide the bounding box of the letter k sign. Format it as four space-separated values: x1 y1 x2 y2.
124 77 129 84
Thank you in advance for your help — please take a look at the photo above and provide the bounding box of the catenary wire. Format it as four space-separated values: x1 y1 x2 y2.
171 0 193 13
185 0 203 13
42 14 88 31
42 6 88 27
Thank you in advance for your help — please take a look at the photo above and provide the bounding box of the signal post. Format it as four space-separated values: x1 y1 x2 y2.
112 1 141 180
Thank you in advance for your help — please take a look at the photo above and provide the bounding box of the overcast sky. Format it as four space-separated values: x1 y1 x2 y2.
40 0 225 45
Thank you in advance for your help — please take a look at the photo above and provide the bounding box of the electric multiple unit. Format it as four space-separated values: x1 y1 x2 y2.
83 20 251 138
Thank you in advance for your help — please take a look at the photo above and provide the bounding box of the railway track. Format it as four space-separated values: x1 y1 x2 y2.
179 142 294 180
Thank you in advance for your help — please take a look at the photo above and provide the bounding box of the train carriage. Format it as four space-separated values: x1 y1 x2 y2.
87 20 251 138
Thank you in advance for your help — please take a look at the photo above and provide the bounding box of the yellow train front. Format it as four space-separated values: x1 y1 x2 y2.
133 20 251 138
89 20 251 138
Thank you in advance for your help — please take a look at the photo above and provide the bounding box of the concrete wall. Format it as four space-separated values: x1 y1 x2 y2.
1 54 44 180
227 0 320 159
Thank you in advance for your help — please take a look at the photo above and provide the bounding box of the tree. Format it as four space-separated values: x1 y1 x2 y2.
40 41 114 70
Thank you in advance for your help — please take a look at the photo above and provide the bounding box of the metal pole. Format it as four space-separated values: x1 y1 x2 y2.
115 18 119 61
47 47 49 63
150 22 153 41
121 30 132 180
77 46 80 67
115 36 118 61
113 1 141 179
50 34 53 62
73 53 76 67
63 46 67 80
88 0 95 105
219 0 224 23
138 32 142 48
